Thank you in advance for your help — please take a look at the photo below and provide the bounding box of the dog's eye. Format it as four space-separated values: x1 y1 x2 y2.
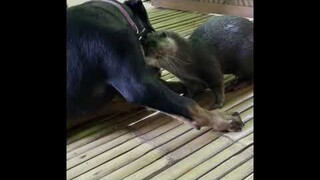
149 41 156 47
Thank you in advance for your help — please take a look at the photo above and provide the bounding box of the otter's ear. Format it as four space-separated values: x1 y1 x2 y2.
159 32 167 38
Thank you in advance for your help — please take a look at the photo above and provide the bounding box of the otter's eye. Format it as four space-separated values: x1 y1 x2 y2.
159 32 167 38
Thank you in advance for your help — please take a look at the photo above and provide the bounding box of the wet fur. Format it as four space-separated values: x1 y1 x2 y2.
190 16 253 81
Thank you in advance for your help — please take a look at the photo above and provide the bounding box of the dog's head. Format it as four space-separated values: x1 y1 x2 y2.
124 0 155 42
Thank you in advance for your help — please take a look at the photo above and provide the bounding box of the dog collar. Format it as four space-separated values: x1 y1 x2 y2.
94 0 145 40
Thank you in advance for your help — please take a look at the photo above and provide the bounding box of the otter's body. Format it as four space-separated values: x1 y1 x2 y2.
190 16 253 80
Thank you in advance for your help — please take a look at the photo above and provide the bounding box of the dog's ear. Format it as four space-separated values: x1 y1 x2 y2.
124 0 141 6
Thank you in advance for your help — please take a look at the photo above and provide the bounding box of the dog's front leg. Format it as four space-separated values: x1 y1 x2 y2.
110 75 243 132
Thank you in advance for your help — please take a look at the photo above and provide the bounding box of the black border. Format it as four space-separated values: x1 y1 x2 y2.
254 0 315 178
5 1 67 179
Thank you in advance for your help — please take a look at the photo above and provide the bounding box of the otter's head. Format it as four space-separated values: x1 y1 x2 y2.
143 31 179 71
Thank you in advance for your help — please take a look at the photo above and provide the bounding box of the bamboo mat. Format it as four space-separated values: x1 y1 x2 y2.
67 8 254 180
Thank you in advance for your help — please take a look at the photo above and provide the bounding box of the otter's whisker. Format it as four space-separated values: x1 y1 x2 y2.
167 55 192 65
157 54 180 74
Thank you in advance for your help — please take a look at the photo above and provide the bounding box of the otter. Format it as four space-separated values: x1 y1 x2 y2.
143 15 253 109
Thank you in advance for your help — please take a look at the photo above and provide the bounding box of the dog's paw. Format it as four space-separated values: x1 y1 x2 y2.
209 103 223 110
227 112 244 132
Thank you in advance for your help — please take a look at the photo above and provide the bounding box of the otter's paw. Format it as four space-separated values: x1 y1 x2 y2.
226 80 251 92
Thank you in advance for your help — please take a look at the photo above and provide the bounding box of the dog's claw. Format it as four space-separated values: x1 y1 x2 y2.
209 103 222 110
228 112 244 132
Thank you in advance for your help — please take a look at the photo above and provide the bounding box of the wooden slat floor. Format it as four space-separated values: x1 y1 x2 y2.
67 6 254 180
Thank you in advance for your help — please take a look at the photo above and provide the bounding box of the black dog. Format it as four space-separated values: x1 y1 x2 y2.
67 0 243 131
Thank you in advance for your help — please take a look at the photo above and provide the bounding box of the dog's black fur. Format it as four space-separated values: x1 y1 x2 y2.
67 0 196 118
67 0 243 131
